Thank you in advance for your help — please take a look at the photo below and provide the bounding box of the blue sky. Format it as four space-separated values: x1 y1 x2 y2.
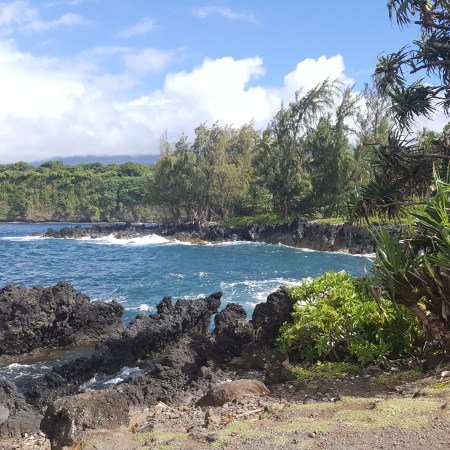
0 0 443 163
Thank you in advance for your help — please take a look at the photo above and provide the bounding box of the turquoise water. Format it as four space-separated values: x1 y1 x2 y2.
0 222 372 322
0 222 372 389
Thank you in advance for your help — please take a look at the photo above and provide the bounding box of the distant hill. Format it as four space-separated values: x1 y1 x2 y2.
30 154 159 167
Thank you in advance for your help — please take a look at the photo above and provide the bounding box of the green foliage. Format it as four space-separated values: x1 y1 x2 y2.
149 123 259 223
0 162 155 222
291 361 360 381
348 1 450 221
364 169 450 348
277 271 423 366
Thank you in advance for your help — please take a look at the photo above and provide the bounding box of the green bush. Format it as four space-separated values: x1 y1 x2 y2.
277 271 423 366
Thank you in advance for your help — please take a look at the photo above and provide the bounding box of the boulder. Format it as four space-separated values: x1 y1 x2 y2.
0 379 41 438
197 379 270 407
0 282 124 358
209 303 254 363
41 390 129 449
251 287 296 345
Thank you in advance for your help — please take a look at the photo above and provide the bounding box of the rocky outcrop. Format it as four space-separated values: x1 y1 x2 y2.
0 282 124 358
28 285 297 448
208 303 254 363
0 379 41 438
43 217 375 254
26 293 222 408
251 287 296 345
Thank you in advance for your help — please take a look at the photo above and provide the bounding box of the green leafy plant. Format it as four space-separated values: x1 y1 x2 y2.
277 271 422 366
365 169 450 349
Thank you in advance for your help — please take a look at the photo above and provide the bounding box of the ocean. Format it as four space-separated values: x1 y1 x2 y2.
0 222 372 390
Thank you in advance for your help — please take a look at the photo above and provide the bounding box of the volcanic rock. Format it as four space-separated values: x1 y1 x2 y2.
26 293 222 408
41 390 129 449
251 287 296 345
0 282 124 358
209 303 254 363
0 379 41 438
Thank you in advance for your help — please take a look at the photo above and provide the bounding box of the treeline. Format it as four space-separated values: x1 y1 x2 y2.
150 79 448 223
0 161 156 222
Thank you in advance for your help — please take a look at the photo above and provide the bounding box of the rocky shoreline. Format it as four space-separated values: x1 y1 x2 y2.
42 218 376 254
1 282 449 449
0 282 298 448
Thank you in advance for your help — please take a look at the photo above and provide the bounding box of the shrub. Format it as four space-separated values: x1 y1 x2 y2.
277 271 423 366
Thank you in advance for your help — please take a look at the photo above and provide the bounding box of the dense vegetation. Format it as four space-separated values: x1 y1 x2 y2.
279 0 450 366
277 272 422 367
360 0 450 350
0 161 156 222
149 83 447 224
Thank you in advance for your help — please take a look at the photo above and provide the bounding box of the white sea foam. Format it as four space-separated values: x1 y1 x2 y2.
139 304 154 312
81 366 143 391
0 235 46 242
220 277 302 310
78 233 171 246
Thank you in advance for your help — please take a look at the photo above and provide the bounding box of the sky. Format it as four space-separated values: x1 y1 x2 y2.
0 0 446 164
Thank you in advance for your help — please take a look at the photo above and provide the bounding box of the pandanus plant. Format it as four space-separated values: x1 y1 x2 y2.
366 168 450 349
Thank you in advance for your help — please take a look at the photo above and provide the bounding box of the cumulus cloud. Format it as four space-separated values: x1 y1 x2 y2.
118 18 157 38
0 0 88 34
192 5 259 24
0 41 360 163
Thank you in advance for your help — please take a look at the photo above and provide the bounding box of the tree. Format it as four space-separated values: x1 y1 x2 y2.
361 1 450 350
348 0 449 220
377 0 449 124
258 80 338 218
305 87 359 216
150 123 258 223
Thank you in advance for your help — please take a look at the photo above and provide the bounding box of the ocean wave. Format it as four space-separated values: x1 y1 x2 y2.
0 235 47 242
82 366 143 391
220 277 302 307
77 233 171 246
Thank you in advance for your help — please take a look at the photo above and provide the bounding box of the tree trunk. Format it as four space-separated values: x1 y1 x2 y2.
409 305 450 350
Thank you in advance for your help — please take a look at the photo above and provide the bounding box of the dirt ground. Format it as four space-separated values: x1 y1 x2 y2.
3 370 450 450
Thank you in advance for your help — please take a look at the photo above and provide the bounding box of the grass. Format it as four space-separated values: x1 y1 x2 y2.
286 401 338 412
334 397 441 430
375 368 423 384
211 420 267 449
134 430 188 444
275 416 332 433
421 379 450 395
291 362 360 381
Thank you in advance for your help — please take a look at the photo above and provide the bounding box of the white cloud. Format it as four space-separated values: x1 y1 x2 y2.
124 48 174 74
0 1 38 28
22 12 87 32
0 41 360 163
192 5 258 24
118 18 157 38
0 1 88 34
